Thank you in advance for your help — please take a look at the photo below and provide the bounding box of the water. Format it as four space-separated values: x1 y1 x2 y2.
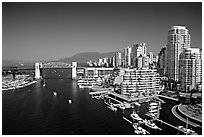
2 69 201 135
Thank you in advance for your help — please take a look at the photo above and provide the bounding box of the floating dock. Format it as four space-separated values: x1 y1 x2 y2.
89 90 109 95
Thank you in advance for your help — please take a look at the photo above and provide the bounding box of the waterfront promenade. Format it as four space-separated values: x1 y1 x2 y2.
171 104 202 128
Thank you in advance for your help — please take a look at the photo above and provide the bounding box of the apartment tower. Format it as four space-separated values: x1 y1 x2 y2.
167 26 190 81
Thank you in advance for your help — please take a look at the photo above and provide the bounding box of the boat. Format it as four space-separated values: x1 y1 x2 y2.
68 100 72 104
124 102 131 109
149 105 158 109
177 126 198 135
133 125 148 135
130 111 143 121
144 119 159 129
53 92 57 96
149 109 158 113
134 102 141 106
147 112 156 118
107 104 117 111
149 102 158 106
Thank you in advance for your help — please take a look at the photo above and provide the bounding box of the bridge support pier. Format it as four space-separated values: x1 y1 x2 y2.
35 62 42 79
72 62 77 79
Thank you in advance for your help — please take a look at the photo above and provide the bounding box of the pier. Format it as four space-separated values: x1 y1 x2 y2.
145 113 191 134
89 90 109 95
108 96 123 104
158 95 178 101
123 117 133 124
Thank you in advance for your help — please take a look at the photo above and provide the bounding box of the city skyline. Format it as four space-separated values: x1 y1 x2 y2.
2 2 202 61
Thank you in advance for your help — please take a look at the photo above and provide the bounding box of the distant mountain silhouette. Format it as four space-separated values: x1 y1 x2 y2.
58 51 118 64
2 51 122 67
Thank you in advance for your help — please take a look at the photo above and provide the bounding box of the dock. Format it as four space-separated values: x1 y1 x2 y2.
123 117 132 124
158 95 178 101
89 90 109 95
145 113 190 134
108 96 123 104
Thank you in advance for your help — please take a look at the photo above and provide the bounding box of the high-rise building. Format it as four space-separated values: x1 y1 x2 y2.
179 48 202 92
158 47 167 75
167 26 190 81
124 46 132 68
132 43 146 67
112 56 116 68
135 55 149 69
115 52 122 67
148 52 153 64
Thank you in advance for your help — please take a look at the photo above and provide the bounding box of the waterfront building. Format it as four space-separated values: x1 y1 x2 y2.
167 26 190 81
179 48 202 92
158 47 167 76
124 46 132 68
115 52 122 67
121 68 161 96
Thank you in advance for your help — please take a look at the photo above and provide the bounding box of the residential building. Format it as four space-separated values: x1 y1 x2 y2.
132 43 147 68
121 68 161 96
179 48 202 92
124 46 132 68
167 26 190 81
115 52 122 67
158 47 167 75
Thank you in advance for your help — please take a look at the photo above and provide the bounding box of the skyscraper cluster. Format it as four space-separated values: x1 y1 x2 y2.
158 26 202 92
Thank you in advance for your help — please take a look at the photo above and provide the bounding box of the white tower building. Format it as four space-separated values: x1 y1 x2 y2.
167 26 190 81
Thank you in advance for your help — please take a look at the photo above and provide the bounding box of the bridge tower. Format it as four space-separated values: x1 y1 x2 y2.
72 62 77 79
35 62 42 79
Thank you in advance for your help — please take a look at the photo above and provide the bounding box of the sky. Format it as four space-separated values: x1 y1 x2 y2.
2 2 202 61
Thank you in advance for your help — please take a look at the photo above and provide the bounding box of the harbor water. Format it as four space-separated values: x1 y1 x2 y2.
2 69 201 135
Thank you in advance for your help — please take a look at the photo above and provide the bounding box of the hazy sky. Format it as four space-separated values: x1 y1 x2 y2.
2 2 202 61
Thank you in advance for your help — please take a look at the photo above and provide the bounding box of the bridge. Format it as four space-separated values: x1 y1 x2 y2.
3 62 114 80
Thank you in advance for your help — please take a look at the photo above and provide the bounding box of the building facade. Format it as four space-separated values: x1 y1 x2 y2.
158 47 167 76
179 48 202 92
132 43 146 68
167 26 190 81
124 46 132 68
121 68 161 96
115 52 122 67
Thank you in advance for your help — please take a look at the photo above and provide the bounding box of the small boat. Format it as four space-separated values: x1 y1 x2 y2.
130 111 143 121
53 92 57 96
149 105 158 109
177 126 198 135
144 119 159 129
107 104 117 111
150 102 158 106
149 109 158 113
137 126 148 135
124 102 131 109
134 102 141 106
68 100 72 104
147 112 156 118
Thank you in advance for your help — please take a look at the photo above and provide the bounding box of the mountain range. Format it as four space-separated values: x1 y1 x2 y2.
2 51 119 67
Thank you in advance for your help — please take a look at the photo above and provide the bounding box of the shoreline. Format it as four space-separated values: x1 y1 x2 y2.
2 80 37 91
